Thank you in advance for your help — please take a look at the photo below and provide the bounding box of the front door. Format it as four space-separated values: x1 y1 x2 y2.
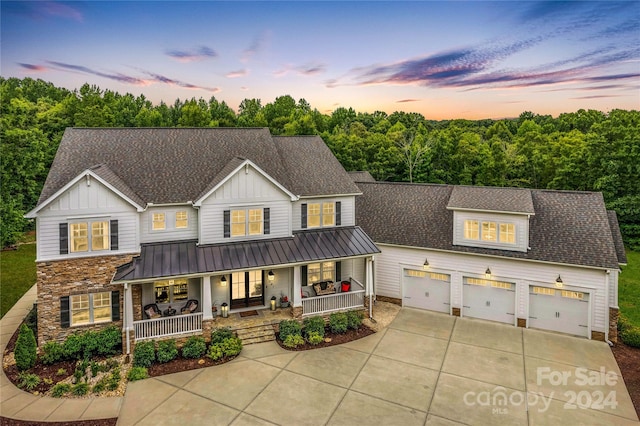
231 270 264 309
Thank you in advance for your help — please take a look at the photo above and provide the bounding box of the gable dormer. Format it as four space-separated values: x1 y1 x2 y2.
447 186 534 253
195 158 298 245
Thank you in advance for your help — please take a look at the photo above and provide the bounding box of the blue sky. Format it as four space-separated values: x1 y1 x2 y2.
2 1 639 119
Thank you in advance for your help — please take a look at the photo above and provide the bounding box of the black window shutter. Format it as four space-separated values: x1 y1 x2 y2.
223 210 230 238
110 220 119 250
301 204 307 229
335 201 342 226
59 223 68 254
111 291 120 321
301 265 308 286
263 208 270 235
60 296 70 328
335 262 341 282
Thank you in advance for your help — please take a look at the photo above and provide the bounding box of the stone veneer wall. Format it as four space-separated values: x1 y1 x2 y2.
608 307 619 343
36 254 134 346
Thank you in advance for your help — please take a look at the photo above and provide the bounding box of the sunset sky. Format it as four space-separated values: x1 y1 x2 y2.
2 1 639 119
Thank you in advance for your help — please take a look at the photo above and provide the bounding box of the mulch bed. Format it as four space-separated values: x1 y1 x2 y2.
275 325 376 351
146 354 237 377
611 341 640 417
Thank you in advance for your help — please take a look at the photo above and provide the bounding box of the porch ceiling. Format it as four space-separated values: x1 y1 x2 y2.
113 226 379 282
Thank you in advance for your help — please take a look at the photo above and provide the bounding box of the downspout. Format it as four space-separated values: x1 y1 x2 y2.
124 283 130 355
605 270 613 347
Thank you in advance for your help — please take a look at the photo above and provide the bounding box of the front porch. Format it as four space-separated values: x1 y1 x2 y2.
130 277 368 342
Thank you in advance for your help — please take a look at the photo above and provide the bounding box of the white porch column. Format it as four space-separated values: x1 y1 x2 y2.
123 283 134 354
366 256 374 319
202 276 213 320
292 265 302 307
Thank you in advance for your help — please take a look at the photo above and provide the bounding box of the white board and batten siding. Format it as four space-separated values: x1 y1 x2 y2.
374 244 611 335
198 165 292 245
291 196 356 231
35 177 139 261
140 206 198 244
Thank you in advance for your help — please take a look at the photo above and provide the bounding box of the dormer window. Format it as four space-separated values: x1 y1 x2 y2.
499 223 515 243
152 213 166 230
302 201 341 229
464 220 479 240
464 219 515 245
175 211 188 229
481 222 497 242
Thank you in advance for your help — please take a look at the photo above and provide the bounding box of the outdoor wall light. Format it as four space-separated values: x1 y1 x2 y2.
220 275 227 287
423 259 430 270
268 270 275 281
270 296 276 311
485 267 492 279
221 302 229 318
555 275 564 288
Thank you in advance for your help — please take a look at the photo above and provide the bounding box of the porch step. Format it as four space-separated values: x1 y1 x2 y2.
235 324 276 345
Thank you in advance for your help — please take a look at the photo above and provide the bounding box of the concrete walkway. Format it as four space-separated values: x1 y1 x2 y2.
2 295 639 425
0 284 122 422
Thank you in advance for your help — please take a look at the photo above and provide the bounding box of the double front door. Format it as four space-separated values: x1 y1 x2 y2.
231 270 264 309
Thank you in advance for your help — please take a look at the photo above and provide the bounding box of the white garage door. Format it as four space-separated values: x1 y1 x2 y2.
403 269 450 313
529 286 589 337
463 277 515 324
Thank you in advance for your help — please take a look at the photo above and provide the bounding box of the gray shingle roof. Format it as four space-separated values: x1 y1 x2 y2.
356 182 622 269
89 164 145 208
273 136 362 196
113 226 380 282
39 128 356 207
448 186 535 214
607 211 627 265
349 171 376 183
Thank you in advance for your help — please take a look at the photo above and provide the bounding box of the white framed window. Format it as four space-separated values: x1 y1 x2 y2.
175 211 188 229
533 286 555 296
152 213 166 231
499 223 515 244
231 210 246 236
307 203 321 228
322 203 335 226
406 269 427 278
306 261 335 285
154 279 188 304
248 209 263 235
70 292 112 326
481 221 497 242
464 220 479 240
70 221 109 253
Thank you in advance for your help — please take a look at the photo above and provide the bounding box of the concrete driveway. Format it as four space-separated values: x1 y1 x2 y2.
118 308 639 425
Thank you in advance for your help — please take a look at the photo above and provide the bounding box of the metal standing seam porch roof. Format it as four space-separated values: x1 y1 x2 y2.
113 226 380 283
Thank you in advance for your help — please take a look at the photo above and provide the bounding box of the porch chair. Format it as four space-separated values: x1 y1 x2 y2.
144 303 162 319
180 299 199 314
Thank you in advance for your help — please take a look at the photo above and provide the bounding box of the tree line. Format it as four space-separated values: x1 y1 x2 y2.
1 77 638 249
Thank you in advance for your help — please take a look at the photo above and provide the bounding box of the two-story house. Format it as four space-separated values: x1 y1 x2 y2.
26 128 625 353
26 128 379 351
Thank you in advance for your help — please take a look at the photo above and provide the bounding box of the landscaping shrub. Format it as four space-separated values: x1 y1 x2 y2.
92 377 107 393
17 372 40 391
222 336 243 357
157 339 178 363
40 341 64 365
15 323 37 370
211 327 234 344
303 316 325 338
96 326 121 355
283 334 305 348
346 310 364 330
51 383 71 398
127 366 149 381
133 340 156 368
63 333 84 360
56 368 67 376
329 312 348 334
620 326 640 348
208 343 224 361
106 367 121 391
306 331 324 345
90 360 100 377
24 307 38 338
81 330 100 359
181 336 206 359
279 319 302 341
72 382 89 396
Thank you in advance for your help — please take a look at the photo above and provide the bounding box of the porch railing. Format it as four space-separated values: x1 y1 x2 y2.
302 278 365 317
134 312 203 341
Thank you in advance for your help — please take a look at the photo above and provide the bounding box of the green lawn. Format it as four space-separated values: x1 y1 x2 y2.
619 249 640 327
0 243 37 318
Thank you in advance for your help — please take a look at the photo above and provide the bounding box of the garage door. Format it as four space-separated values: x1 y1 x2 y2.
463 277 515 324
403 269 450 313
529 286 589 337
